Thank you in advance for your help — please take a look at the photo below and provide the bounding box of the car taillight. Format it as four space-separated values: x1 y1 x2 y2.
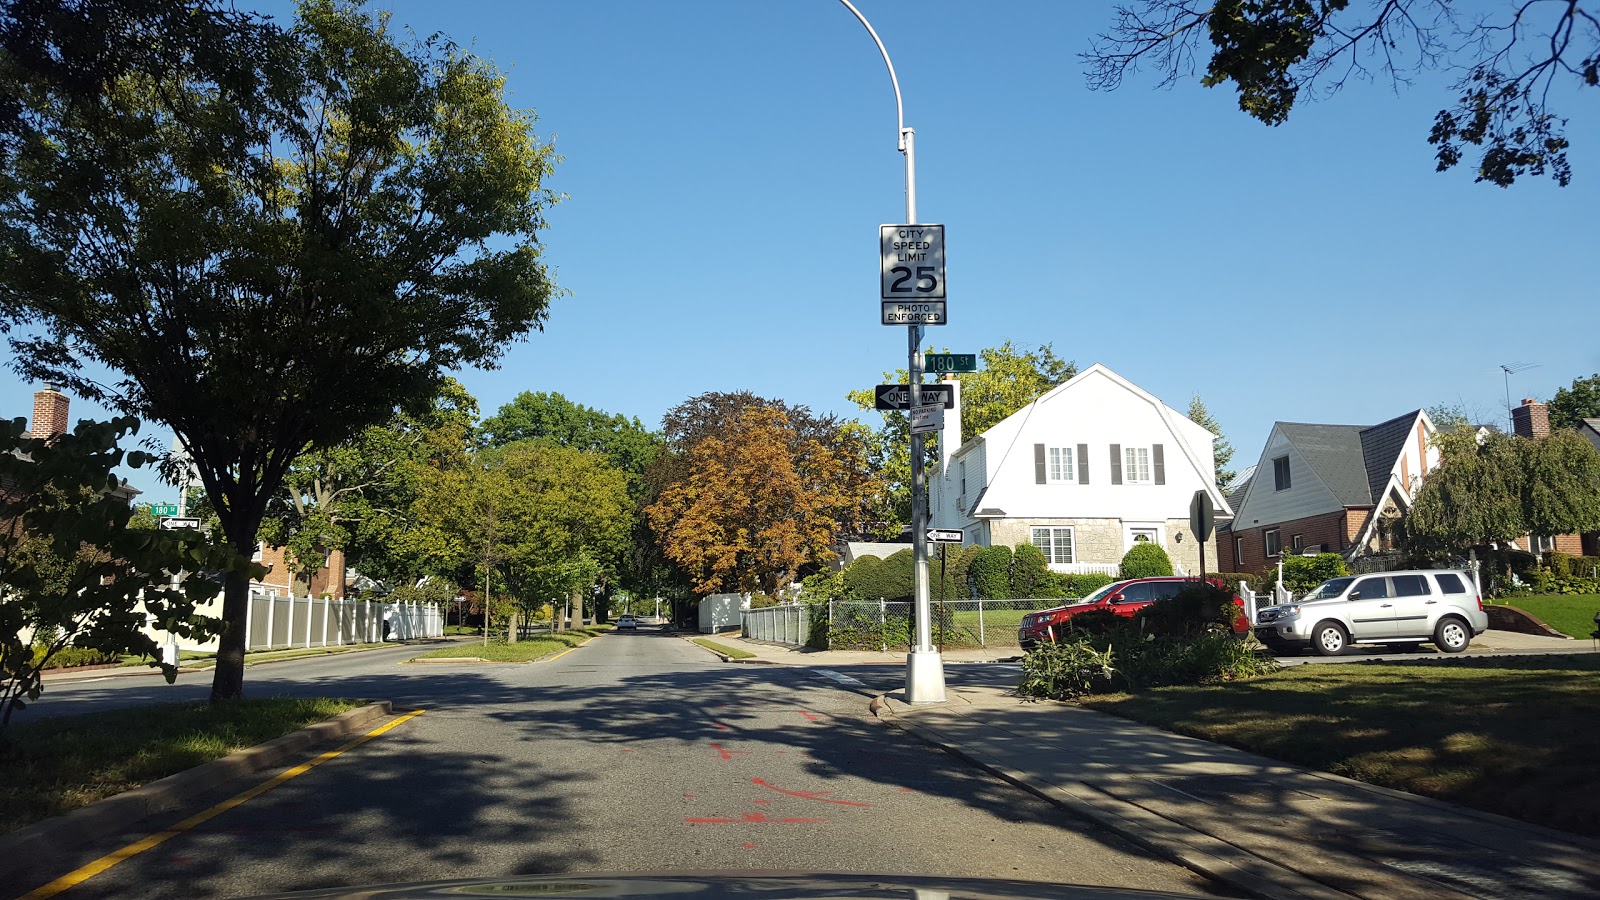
1477 595 1484 612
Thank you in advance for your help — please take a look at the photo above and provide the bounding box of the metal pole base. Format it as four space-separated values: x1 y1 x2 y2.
904 649 946 703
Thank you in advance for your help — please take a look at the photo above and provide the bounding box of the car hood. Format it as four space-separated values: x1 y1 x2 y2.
241 871 1202 899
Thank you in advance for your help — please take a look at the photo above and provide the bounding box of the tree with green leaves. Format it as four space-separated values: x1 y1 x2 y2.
1186 395 1236 491
1084 1 1595 186
1550 374 1600 430
1405 429 1600 554
1 416 255 731
479 391 661 486
848 342 1077 527
0 0 561 701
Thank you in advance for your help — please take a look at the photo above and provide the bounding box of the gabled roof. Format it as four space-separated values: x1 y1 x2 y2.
1277 423 1371 506
1273 410 1424 508
1581 418 1600 453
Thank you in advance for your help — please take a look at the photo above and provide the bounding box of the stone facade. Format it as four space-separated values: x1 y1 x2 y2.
988 516 1217 574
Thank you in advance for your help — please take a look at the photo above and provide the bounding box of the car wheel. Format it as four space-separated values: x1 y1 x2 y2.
1433 617 1471 654
1312 621 1348 656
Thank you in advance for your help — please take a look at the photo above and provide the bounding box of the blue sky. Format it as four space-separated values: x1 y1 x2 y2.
4 0 1597 502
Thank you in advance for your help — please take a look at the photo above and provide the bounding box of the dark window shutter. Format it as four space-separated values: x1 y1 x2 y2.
1077 443 1089 484
1109 444 1123 485
1153 444 1165 485
1034 444 1046 484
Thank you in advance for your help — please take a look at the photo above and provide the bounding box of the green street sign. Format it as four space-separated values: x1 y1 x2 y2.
151 503 178 516
926 353 977 373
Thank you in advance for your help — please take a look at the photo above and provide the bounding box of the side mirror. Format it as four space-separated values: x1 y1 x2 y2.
1347 591 1362 601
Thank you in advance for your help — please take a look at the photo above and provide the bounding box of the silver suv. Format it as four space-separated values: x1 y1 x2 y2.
1254 569 1487 656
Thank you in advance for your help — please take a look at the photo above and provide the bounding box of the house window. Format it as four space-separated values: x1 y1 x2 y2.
1234 536 1244 567
1031 526 1076 565
1273 456 1291 491
1264 529 1281 557
1123 446 1152 483
252 542 264 562
1047 446 1075 482
1130 528 1158 546
1535 535 1555 554
959 461 967 495
1291 534 1303 553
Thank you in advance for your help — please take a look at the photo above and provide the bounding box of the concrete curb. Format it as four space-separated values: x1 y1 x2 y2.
681 635 775 664
0 700 395 883
870 696 1353 900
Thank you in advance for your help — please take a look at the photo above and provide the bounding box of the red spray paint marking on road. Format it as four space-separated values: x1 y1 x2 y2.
682 793 697 799
799 710 824 722
711 721 731 731
710 742 748 761
683 812 827 824
751 777 872 807
620 749 635 753
742 843 757 850
751 798 771 805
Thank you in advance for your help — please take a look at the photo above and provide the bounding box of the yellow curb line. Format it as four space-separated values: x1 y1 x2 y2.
15 708 427 900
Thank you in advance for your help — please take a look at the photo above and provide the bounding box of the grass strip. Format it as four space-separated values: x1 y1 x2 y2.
1491 594 1600 639
411 626 610 662
692 638 755 660
0 697 362 836
1077 654 1600 837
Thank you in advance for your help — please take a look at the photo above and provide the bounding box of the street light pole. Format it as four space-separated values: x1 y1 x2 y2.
839 0 944 703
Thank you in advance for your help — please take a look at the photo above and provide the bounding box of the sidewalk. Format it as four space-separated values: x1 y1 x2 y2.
876 683 1600 900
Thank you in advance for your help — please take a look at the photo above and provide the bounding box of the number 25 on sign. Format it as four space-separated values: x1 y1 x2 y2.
880 224 945 300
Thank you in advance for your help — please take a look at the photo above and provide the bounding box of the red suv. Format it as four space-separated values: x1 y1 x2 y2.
1018 577 1251 650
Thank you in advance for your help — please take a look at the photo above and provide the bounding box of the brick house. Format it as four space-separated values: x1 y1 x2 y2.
252 542 348 598
1220 409 1437 574
930 363 1232 575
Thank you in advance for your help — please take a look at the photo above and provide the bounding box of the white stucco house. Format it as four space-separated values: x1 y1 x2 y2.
930 363 1232 575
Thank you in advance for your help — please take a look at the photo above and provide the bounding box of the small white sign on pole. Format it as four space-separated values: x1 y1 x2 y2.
909 403 944 435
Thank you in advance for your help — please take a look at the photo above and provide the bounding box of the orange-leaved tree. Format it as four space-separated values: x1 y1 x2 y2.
645 396 880 597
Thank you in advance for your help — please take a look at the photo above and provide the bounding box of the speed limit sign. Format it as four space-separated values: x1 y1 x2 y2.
880 224 945 300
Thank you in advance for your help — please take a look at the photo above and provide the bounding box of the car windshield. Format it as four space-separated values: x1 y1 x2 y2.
1303 577 1357 600
1075 581 1125 604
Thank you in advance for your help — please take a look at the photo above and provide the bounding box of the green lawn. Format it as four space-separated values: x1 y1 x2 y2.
0 698 361 835
1078 655 1600 837
692 638 755 659
411 626 608 662
1494 594 1600 639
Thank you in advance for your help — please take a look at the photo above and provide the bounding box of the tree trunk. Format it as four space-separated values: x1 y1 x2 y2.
569 587 583 630
211 539 254 702
507 611 518 643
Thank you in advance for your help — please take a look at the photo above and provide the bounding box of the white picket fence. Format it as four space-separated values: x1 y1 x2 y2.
148 587 443 653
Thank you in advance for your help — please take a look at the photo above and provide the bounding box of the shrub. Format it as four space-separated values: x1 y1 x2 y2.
1018 638 1117 700
1212 571 1263 594
1059 572 1116 598
1116 631 1279 691
1135 583 1238 637
1548 551 1574 577
1264 553 1348 593
33 646 119 669
1120 542 1172 578
1059 608 1120 636
1574 555 1600 579
970 545 1013 600
950 545 984 590
842 555 881 595
1010 543 1050 598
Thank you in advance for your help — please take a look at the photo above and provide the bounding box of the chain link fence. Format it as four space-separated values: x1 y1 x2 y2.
825 599 1063 650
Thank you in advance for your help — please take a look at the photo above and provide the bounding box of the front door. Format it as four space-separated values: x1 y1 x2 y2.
1346 575 1398 639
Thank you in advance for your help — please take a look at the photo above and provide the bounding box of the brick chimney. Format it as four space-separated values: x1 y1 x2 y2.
30 386 70 439
1511 398 1549 439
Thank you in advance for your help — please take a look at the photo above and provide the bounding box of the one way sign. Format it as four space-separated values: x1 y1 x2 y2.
873 383 955 411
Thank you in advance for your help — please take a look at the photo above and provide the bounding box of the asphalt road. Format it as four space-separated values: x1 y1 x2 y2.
16 629 1230 899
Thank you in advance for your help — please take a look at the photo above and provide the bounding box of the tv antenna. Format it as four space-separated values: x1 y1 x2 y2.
1498 362 1541 431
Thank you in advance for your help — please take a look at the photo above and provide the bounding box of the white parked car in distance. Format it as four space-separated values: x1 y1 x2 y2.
1254 569 1487 656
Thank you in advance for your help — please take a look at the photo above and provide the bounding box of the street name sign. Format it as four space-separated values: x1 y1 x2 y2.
159 516 201 530
909 403 944 435
927 529 964 543
880 224 945 300
873 383 955 411
925 353 977 373
151 503 178 517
